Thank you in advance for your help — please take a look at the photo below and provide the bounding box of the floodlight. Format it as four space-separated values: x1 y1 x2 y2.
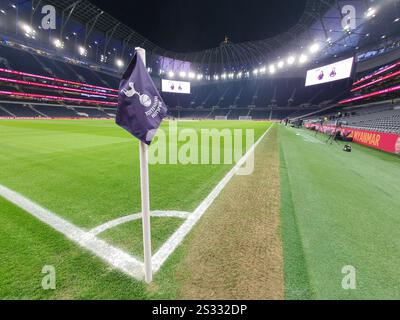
366 7 376 18
115 59 124 68
309 43 320 54
299 54 308 64
269 64 276 74
53 38 64 49
78 46 87 57
287 56 296 65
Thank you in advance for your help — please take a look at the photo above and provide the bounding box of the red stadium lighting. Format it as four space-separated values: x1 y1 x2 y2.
0 90 118 106
0 68 119 93
351 70 400 92
339 84 400 104
0 76 118 98
352 62 400 86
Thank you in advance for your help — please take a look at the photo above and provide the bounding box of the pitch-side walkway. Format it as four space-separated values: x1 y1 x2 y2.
176 126 284 300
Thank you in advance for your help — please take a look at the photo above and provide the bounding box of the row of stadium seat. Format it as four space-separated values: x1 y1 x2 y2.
0 44 348 120
0 45 120 89
343 108 400 134
318 104 400 134
0 102 113 119
164 78 348 110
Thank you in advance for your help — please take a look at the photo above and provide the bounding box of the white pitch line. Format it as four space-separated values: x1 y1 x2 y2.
89 211 191 236
151 124 274 272
0 124 273 280
0 184 144 280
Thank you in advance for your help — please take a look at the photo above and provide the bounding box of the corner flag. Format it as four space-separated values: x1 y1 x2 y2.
116 50 167 144
116 48 167 283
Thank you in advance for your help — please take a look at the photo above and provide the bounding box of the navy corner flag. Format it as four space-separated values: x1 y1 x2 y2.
116 52 168 145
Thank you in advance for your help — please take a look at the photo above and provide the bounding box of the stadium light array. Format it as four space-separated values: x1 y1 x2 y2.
366 7 376 18
100 54 108 63
53 38 64 49
21 23 36 39
179 71 187 78
78 46 88 57
168 71 175 78
188 72 195 79
395 18 400 23
277 61 285 69
197 74 203 80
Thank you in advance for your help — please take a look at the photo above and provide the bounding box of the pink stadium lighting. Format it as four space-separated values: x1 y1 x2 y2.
0 77 118 98
339 84 400 104
0 68 119 93
0 90 118 106
352 62 400 86
351 70 400 92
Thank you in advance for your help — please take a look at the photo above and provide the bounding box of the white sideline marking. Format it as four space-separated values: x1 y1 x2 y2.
151 124 274 272
89 211 190 236
0 185 144 280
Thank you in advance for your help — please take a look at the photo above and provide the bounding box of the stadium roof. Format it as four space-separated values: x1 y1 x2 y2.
30 0 400 71
44 0 333 61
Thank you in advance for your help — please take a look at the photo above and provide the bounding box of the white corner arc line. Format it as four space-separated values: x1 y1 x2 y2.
151 124 274 272
89 211 191 236
0 123 274 280
0 185 145 280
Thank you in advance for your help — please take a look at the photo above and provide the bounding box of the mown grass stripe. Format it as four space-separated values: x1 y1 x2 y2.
279 133 314 300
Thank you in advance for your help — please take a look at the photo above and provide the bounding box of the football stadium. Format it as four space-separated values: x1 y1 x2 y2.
0 0 400 304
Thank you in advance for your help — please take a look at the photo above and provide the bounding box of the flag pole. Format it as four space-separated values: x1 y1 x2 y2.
135 47 153 284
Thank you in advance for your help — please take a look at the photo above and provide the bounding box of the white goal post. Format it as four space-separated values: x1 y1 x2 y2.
215 116 228 120
239 116 252 120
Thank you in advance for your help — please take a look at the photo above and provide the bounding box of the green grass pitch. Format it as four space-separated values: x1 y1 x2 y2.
0 119 268 299
0 119 399 299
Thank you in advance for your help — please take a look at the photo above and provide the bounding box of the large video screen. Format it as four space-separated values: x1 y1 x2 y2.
305 57 354 87
161 79 191 94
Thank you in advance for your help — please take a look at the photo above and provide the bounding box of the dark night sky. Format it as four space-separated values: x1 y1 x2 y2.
89 0 307 52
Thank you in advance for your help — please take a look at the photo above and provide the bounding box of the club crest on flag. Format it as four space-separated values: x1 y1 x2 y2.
116 51 168 145
122 82 152 108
